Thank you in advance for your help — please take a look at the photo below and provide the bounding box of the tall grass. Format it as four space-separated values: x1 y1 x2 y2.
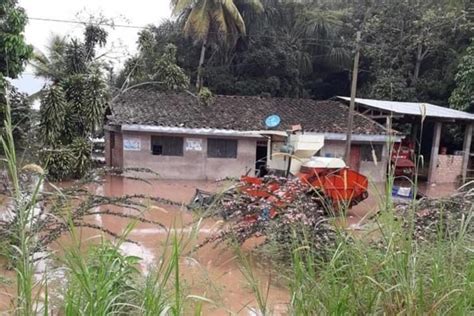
285 213 473 315
61 217 141 315
1 92 45 315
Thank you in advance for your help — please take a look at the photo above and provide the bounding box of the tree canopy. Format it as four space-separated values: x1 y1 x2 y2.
0 0 32 153
116 0 471 108
0 0 32 82
450 39 474 111
33 25 109 180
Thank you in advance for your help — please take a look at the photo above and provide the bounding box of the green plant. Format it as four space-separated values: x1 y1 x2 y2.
139 221 212 315
40 137 92 181
234 242 271 315
450 38 474 112
198 87 214 105
0 0 33 81
63 237 141 315
1 90 43 315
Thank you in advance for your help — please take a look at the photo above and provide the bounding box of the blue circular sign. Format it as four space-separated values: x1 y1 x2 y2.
265 114 281 128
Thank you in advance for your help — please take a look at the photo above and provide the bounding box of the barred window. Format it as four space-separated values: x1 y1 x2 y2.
207 138 238 158
151 136 183 156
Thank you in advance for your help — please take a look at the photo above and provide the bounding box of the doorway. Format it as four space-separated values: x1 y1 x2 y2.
256 141 268 176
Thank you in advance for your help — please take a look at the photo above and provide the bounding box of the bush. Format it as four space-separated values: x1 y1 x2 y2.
40 138 92 181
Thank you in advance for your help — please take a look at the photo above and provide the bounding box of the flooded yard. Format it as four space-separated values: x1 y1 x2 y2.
80 176 289 315
0 176 459 314
0 176 289 315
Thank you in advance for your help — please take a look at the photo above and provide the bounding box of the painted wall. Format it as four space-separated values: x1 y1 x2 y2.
110 131 257 180
105 129 389 182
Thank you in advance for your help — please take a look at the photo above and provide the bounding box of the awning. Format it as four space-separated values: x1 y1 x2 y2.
337 96 474 121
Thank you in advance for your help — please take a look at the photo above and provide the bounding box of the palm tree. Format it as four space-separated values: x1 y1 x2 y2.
31 35 68 83
171 0 263 90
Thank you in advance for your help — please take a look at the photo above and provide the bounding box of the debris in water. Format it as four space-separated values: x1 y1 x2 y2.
195 176 339 260
393 190 473 241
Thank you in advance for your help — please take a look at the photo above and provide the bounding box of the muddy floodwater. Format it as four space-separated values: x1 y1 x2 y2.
0 176 457 314
90 177 289 314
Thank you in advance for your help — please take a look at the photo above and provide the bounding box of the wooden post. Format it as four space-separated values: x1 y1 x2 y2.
462 123 473 183
428 122 442 184
344 31 361 164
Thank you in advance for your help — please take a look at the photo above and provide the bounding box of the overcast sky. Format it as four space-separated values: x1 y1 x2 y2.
12 0 172 95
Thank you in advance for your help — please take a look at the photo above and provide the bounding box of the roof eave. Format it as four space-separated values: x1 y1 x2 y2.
120 124 264 139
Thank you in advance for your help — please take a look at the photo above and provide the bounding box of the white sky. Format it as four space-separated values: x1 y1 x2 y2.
12 0 172 95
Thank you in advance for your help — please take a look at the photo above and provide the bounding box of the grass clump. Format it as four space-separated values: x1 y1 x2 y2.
284 203 473 315
62 238 141 315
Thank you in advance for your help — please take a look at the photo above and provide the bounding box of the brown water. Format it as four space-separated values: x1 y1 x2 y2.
54 176 289 315
0 177 288 314
0 177 458 314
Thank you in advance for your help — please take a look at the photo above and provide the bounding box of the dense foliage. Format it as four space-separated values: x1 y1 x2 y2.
116 39 189 92
0 85 33 153
170 0 263 90
0 0 32 153
450 39 474 111
34 26 109 180
0 0 32 81
118 0 472 107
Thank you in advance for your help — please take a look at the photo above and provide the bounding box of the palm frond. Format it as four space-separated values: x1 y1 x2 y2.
171 0 194 16
238 0 264 13
300 9 342 38
221 0 246 34
184 0 212 41
213 6 230 36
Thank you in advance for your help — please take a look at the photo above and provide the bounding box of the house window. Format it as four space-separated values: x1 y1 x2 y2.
151 136 183 156
207 138 238 158
361 144 383 162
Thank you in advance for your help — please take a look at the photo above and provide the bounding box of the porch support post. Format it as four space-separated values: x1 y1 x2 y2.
428 122 442 184
462 123 473 183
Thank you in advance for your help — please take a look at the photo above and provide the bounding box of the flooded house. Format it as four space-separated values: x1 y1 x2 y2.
105 89 395 182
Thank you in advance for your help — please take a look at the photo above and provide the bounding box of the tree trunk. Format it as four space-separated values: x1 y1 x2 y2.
413 43 423 84
196 36 208 91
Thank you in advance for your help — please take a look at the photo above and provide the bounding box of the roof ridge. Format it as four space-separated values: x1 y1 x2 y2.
215 94 333 103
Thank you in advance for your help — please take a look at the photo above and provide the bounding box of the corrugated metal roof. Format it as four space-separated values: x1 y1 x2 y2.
337 97 474 121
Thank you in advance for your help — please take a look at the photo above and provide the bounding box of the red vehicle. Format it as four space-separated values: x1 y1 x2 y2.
235 158 369 222
391 139 416 177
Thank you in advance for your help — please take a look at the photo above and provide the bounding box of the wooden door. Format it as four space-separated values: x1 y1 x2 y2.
349 145 361 171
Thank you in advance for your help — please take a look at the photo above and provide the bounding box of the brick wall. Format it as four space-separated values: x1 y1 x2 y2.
433 154 463 183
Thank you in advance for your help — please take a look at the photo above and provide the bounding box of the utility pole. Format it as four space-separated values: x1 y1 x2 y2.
344 31 361 165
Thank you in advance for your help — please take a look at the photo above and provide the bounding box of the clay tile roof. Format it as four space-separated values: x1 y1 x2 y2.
109 89 388 135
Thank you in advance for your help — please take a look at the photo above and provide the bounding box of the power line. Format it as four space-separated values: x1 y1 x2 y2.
27 15 406 49
28 16 357 47
28 17 147 29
